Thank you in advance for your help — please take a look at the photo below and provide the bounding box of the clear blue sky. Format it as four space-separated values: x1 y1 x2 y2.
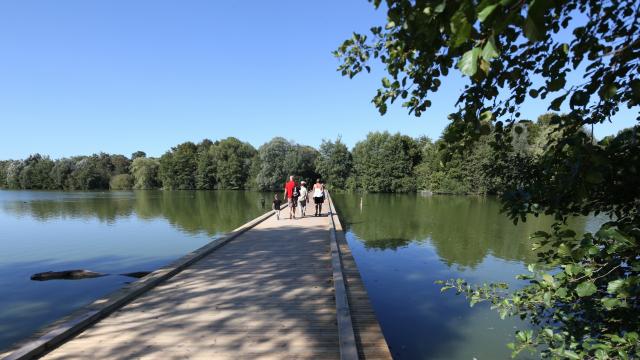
0 1 636 159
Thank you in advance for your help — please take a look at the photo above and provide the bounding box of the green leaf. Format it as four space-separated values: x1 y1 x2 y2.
478 58 491 75
557 243 571 256
457 47 481 76
450 4 472 47
630 79 640 103
576 281 597 297
588 246 600 255
564 264 582 276
434 1 446 13
601 297 620 310
382 77 391 88
480 110 493 122
559 229 576 238
594 349 608 360
531 230 550 238
598 227 634 245
626 332 639 342
607 279 625 294
549 93 568 111
569 90 590 108
563 350 581 360
610 335 625 343
547 77 566 91
379 103 387 115
555 287 568 298
481 36 500 60
542 273 555 286
524 0 549 42
599 83 617 100
478 4 498 22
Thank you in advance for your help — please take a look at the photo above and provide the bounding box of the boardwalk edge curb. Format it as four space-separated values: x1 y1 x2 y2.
2 206 282 360
326 191 359 360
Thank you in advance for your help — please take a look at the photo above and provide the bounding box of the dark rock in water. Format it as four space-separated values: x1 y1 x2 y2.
120 271 151 279
31 269 106 281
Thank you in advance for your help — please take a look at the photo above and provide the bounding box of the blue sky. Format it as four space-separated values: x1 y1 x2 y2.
0 1 636 160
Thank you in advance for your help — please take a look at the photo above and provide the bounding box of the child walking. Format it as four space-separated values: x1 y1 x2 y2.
272 194 282 220
298 181 309 217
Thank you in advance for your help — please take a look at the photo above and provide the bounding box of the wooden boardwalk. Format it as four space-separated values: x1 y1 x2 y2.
4 193 390 360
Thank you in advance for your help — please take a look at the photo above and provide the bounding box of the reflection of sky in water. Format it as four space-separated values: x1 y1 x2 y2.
0 190 266 351
333 193 598 360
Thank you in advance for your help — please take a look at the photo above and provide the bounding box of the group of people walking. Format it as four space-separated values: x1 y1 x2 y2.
272 176 325 220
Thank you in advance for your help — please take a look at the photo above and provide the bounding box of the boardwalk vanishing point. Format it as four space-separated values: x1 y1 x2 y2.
3 192 391 360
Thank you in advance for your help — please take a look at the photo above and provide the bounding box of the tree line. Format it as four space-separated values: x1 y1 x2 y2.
0 115 629 194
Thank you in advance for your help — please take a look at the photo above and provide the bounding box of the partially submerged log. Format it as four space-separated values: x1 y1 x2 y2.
31 270 106 281
120 271 151 278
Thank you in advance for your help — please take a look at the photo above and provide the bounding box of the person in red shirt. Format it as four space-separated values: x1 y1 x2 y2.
284 175 297 219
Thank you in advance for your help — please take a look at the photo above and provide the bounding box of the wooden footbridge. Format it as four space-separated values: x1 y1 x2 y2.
3 192 391 360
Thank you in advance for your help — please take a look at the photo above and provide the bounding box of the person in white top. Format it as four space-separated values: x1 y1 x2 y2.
298 181 309 217
312 179 325 216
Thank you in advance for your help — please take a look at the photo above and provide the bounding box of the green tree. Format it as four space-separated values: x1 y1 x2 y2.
8 151 142 190
210 137 257 189
246 152 261 190
414 137 438 191
195 140 216 190
131 151 146 160
337 0 640 357
18 154 55 189
109 154 131 175
285 145 320 185
131 157 161 189
68 155 111 190
0 160 8 188
159 142 198 190
50 158 77 190
351 132 421 192
109 174 133 190
254 137 295 191
423 133 499 195
315 137 352 189
5 160 24 189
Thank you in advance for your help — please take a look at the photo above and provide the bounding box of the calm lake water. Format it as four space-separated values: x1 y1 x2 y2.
1 190 599 359
332 193 599 360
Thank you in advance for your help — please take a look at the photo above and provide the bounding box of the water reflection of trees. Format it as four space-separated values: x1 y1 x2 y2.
3 193 136 222
2 191 266 236
333 193 587 268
